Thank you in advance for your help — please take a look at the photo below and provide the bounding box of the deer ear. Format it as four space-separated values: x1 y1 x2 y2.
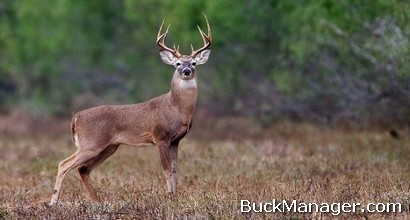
194 49 211 65
159 50 178 65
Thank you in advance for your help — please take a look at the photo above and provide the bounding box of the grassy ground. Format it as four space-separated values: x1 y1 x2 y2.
0 119 409 219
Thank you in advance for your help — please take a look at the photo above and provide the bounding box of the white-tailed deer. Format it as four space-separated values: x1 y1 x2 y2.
49 14 211 205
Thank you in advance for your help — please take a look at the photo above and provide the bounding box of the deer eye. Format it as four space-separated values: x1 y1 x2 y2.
176 62 181 66
192 62 196 66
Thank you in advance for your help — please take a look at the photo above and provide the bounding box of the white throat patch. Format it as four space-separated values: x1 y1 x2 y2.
178 78 197 89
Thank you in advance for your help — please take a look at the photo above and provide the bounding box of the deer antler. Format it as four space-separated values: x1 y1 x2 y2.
156 19 181 58
190 13 212 58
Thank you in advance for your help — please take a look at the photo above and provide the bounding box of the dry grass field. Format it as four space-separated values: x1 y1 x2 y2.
0 117 409 219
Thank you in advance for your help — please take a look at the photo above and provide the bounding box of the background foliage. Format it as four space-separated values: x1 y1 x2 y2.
0 0 409 124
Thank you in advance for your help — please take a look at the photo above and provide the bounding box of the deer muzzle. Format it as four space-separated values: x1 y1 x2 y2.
182 68 192 77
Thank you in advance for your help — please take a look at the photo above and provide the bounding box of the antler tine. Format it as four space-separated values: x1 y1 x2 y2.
156 19 181 58
191 13 212 57
203 13 212 41
157 19 165 39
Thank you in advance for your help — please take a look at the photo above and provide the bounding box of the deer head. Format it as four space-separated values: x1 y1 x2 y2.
156 14 211 80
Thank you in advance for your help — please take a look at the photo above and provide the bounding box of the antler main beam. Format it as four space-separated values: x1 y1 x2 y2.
156 20 181 58
157 14 211 58
190 13 212 58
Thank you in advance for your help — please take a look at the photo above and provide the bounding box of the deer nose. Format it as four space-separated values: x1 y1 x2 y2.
182 68 192 76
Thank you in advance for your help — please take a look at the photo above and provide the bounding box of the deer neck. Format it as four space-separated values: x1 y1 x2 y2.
169 71 198 116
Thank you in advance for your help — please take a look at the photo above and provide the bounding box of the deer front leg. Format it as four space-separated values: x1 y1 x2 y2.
158 141 179 194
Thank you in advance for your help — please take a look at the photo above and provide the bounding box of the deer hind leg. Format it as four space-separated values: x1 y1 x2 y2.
158 141 179 194
78 144 119 202
49 149 102 205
